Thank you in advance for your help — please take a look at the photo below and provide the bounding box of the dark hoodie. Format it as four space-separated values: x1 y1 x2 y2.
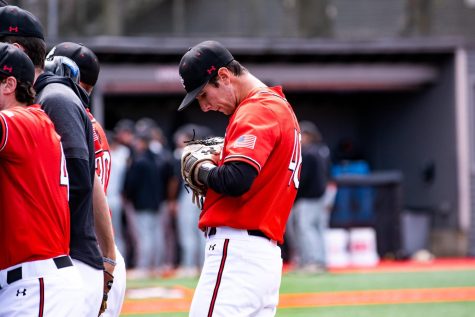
34 72 103 270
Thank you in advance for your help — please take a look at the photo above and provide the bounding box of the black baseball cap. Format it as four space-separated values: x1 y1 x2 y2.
178 40 234 111
114 119 135 134
0 5 44 40
0 42 35 85
47 42 100 86
299 120 320 136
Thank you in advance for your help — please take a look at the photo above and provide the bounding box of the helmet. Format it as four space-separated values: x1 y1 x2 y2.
46 42 99 86
44 55 80 84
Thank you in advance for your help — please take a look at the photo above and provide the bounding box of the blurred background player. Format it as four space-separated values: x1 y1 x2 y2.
46 41 126 317
172 124 209 277
107 128 130 257
110 118 137 267
123 125 165 277
134 117 177 274
290 120 336 273
0 6 115 316
0 42 85 316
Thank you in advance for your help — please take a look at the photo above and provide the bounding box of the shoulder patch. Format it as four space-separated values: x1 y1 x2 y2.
233 134 257 150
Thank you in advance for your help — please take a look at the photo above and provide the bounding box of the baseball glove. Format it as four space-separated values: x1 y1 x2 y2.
98 270 114 316
181 137 224 208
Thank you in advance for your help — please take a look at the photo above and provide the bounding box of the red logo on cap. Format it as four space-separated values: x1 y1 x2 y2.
8 26 18 33
207 65 216 75
3 65 12 73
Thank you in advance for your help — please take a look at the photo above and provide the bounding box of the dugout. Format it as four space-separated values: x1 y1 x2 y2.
77 37 472 256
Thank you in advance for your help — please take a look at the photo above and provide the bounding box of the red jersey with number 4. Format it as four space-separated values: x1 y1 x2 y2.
86 109 111 192
0 105 70 269
199 86 302 244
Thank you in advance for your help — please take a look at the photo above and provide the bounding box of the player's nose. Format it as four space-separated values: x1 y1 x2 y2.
199 101 212 112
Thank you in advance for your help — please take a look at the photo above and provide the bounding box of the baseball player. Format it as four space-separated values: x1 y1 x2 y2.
46 42 127 317
0 43 85 315
178 41 302 316
292 121 334 273
0 6 116 316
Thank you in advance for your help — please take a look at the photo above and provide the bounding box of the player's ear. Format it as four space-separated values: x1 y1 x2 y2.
10 42 25 52
217 67 230 84
2 77 18 94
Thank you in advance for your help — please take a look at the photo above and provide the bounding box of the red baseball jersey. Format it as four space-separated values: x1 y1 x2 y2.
0 105 70 269
199 86 302 244
87 109 111 192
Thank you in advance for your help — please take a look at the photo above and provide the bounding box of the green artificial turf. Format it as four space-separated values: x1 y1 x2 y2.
281 270 475 293
126 270 475 293
127 276 199 290
276 301 475 317
122 302 475 317
122 268 475 317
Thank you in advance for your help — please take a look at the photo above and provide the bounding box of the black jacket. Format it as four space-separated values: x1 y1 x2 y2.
297 142 331 199
34 73 103 270
124 149 167 211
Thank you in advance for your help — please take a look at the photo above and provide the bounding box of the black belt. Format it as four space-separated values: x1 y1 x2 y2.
207 227 270 241
6 256 73 284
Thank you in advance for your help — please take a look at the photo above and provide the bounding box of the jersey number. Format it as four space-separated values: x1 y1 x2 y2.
288 129 302 189
59 143 70 200
95 151 111 189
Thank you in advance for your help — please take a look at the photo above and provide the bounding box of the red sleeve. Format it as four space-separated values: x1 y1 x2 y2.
223 103 279 172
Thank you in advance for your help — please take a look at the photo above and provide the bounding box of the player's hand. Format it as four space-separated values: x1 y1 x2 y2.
98 270 114 316
181 137 223 208
103 261 115 275
181 137 224 188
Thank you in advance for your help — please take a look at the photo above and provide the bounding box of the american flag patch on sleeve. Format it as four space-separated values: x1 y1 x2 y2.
233 134 257 149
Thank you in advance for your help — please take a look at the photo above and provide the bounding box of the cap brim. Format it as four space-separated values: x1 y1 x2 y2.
178 80 208 111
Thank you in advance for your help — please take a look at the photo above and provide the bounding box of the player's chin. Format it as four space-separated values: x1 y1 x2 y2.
219 108 231 115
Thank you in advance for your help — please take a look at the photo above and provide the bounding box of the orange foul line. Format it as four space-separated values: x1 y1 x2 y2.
121 287 475 314
280 287 475 308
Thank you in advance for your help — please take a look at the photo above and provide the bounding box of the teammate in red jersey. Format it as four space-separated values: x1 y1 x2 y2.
46 42 126 317
0 6 117 316
178 41 302 316
0 43 85 315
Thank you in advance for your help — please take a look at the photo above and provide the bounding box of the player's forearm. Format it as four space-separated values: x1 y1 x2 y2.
92 174 116 269
205 161 257 196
